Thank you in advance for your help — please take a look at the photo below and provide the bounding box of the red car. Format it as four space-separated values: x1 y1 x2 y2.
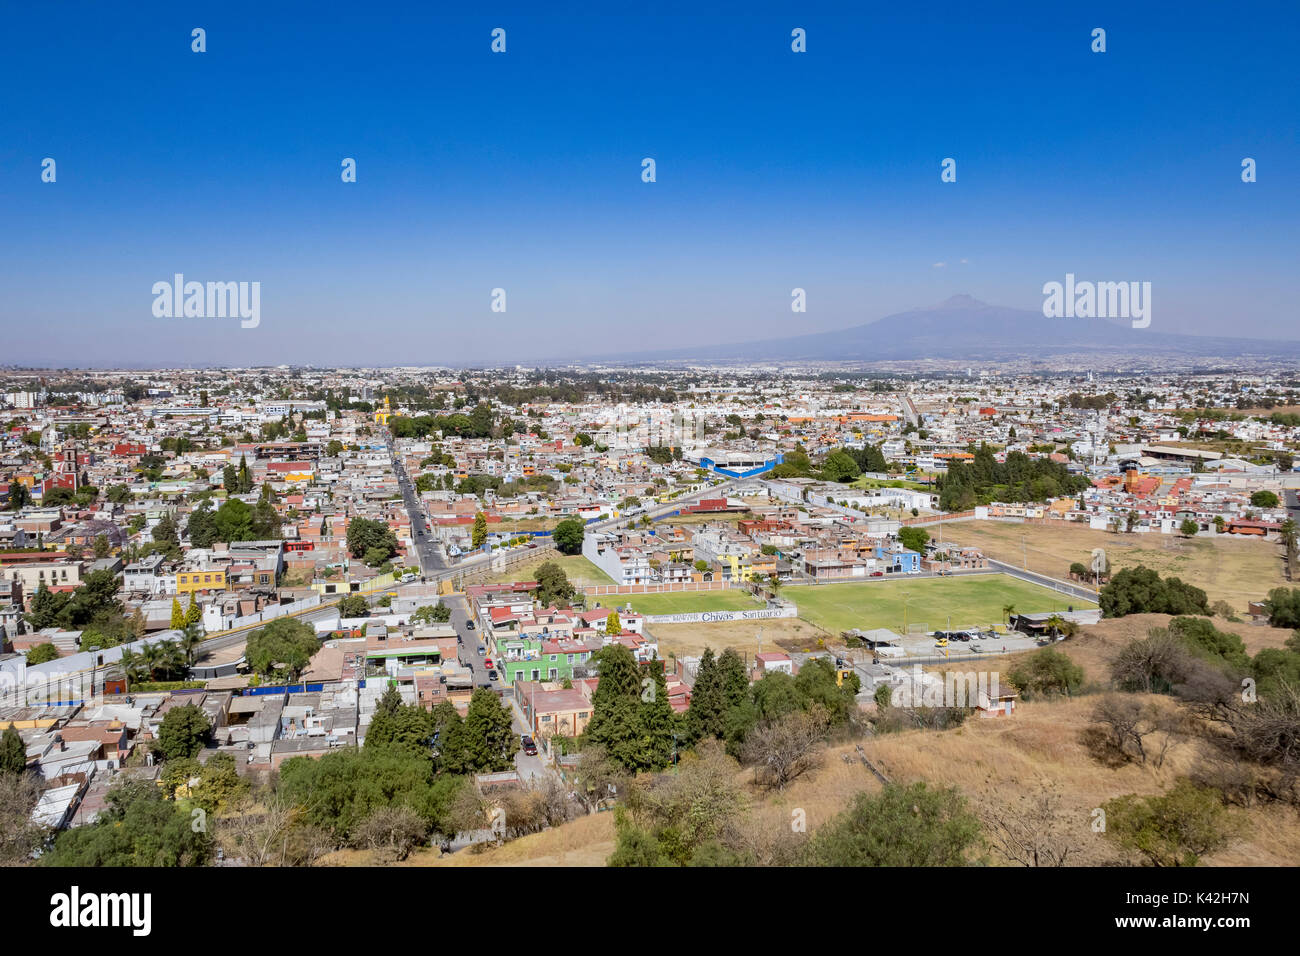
521 735 538 756
484 658 493 669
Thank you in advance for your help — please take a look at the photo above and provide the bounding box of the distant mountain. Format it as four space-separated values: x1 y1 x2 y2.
613 295 1295 363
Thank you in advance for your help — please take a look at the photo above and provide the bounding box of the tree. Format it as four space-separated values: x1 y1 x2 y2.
42 777 212 866
1110 628 1196 695
24 583 75 631
981 783 1079 867
1263 587 1300 629
1101 779 1243 867
366 694 436 756
806 782 983 866
586 644 674 773
7 482 31 511
411 603 452 625
354 805 429 862
1179 518 1199 538
345 517 398 562
1250 490 1280 509
26 643 59 665
898 527 929 554
153 704 211 761
471 512 488 550
0 770 47 865
534 561 576 608
821 449 862 483
245 616 320 681
605 610 622 636
440 689 518 772
743 708 829 790
1007 647 1084 698
170 596 186 629
105 483 132 504
0 726 27 775
338 594 369 618
152 512 180 553
1100 567 1209 618
553 518 585 555
178 622 205 667
686 648 726 743
92 534 111 559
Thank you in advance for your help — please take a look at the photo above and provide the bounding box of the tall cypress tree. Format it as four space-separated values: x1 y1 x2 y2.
0 726 27 775
686 647 725 743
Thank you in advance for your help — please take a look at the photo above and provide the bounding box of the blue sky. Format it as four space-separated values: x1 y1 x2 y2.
1 1 1297 366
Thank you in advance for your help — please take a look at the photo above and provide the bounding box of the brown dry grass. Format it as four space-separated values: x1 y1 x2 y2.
942 521 1288 613
650 617 822 658
318 811 616 867
856 697 1298 866
1030 613 1295 685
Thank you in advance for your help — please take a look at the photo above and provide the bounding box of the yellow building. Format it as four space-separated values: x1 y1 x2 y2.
374 395 394 426
177 570 227 594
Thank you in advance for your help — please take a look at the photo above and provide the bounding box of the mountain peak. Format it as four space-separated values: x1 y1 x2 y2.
927 294 988 311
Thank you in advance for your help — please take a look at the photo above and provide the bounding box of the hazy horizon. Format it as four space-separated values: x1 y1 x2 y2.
3 2 1297 366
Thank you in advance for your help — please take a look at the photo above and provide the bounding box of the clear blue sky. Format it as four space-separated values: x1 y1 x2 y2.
2 1 1296 366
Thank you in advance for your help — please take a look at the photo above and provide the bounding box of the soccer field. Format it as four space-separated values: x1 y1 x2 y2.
601 590 761 616
785 574 1096 635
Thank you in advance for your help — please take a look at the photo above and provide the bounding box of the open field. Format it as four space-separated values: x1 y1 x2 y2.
612 590 761 616
651 617 823 658
940 520 1287 612
476 553 615 588
785 574 1094 636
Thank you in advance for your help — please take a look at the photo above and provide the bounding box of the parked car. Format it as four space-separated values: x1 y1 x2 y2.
477 645 486 655
521 735 538 756
466 620 476 630
488 669 499 681
870 571 884 577
484 658 493 669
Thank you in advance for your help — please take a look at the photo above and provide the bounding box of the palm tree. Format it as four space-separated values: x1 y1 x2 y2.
117 647 145 688
140 642 165 681
1002 604 1016 624
1043 614 1076 641
179 622 205 668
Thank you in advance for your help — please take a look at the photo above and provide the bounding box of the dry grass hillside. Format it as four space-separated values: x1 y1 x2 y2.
1045 613 1295 684
324 614 1300 868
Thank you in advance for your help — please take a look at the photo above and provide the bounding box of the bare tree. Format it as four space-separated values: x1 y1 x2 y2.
1087 694 1173 766
981 783 1080 867
0 772 47 866
1224 680 1300 769
743 708 830 790
217 791 330 867
1110 627 1195 694
354 805 429 862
